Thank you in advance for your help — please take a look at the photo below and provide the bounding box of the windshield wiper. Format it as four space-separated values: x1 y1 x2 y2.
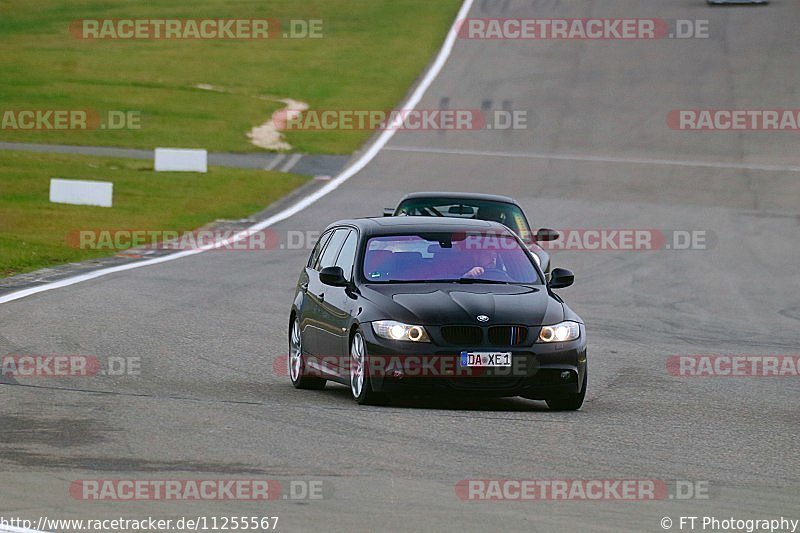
375 279 445 284
455 278 510 284
370 278 517 285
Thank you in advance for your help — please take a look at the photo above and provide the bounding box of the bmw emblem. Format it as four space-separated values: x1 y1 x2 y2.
476 315 489 323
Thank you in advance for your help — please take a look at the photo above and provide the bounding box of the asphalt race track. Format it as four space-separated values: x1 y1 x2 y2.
1 1 799 532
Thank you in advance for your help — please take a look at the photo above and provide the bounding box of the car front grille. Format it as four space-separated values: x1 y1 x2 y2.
439 325 530 346
440 325 483 345
488 325 528 346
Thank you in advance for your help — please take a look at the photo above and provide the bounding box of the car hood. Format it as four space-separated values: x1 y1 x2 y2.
360 283 564 326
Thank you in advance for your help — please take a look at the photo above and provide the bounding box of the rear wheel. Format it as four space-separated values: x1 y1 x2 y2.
289 318 326 390
350 330 384 405
545 369 586 411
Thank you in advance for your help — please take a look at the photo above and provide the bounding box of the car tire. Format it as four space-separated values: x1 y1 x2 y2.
349 330 385 405
545 369 587 411
289 318 326 390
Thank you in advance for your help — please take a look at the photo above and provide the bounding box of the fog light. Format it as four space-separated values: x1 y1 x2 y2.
560 370 572 381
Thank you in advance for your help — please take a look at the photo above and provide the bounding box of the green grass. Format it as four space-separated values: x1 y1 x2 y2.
0 0 462 154
0 150 307 277
0 1 461 277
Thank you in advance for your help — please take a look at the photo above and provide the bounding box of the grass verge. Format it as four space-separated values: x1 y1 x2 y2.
0 150 308 277
0 0 463 154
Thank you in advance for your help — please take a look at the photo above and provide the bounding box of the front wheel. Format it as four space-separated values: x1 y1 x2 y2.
349 330 384 405
545 369 586 411
289 318 326 390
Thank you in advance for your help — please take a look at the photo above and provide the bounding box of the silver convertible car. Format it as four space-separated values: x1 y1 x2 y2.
384 192 559 273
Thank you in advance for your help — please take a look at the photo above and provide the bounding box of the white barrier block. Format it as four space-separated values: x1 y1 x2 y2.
49 178 113 208
154 148 208 172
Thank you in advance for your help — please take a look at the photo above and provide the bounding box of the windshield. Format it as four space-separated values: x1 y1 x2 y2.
363 232 542 284
396 198 532 241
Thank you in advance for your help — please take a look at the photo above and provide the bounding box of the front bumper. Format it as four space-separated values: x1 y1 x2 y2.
362 324 587 399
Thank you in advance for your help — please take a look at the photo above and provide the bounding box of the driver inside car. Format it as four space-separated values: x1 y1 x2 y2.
462 249 498 278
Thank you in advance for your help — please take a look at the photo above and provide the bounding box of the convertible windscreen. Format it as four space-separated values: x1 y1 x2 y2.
396 198 532 240
363 232 542 284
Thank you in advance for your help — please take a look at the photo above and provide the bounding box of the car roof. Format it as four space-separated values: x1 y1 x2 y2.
324 216 515 237
396 191 520 206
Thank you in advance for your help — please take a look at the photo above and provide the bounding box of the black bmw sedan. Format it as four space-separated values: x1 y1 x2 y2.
288 217 587 410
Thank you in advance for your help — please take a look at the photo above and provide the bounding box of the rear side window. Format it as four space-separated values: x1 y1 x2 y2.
334 230 359 281
317 229 349 270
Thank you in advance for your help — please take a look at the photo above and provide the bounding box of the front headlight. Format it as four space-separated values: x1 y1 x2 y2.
537 321 580 343
372 320 430 342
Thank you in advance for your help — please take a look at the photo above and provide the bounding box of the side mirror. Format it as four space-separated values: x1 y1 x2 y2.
535 228 559 242
383 207 395 217
319 266 348 287
548 267 574 289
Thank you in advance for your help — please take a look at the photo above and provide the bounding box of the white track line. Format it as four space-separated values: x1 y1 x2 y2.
264 153 286 170
0 0 476 308
278 153 303 173
383 145 800 173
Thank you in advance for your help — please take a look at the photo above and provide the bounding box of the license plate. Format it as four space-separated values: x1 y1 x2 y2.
459 351 512 367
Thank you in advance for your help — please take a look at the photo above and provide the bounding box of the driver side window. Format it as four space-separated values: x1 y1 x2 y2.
308 231 333 270
316 229 349 270
334 230 358 282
